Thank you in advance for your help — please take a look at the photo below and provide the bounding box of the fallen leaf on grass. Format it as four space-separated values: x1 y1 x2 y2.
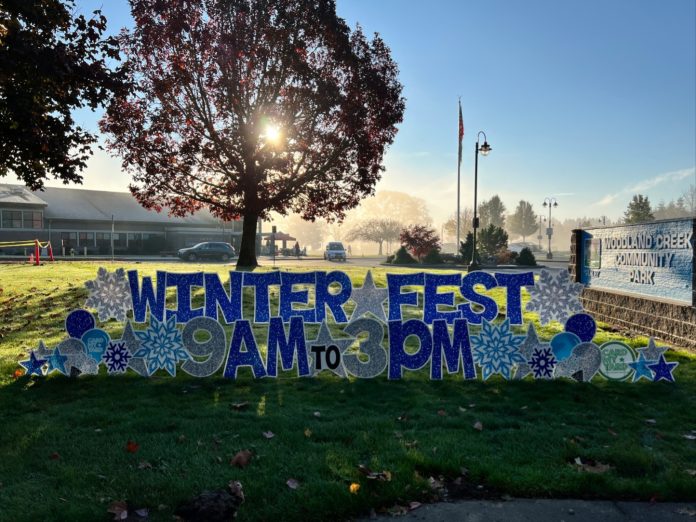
304 428 312 438
409 501 422 511
685 469 696 476
677 507 696 516
349 482 360 494
404 440 418 449
473 421 483 431
138 461 152 470
683 434 696 440
458 406 467 413
358 465 392 481
286 478 300 490
608 428 618 437
230 401 249 411
313 411 321 418
107 501 128 520
397 413 408 422
387 504 408 516
645 418 657 425
125 440 140 453
262 431 275 439
177 434 187 443
49 452 60 460
437 409 447 416
230 450 253 469
12 369 23 379
574 457 612 474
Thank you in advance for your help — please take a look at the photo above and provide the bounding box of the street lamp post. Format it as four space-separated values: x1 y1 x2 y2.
542 197 558 259
469 131 492 271
537 214 546 249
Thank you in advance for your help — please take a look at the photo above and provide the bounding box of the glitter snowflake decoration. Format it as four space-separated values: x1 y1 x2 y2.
134 315 189 376
85 267 133 322
529 347 557 379
526 269 584 325
103 341 132 373
471 319 526 380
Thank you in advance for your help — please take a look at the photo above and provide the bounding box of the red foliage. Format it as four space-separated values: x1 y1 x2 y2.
101 0 405 267
399 225 440 261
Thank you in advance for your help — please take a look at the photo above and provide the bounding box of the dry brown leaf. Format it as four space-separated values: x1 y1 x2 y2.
408 501 422 511
286 478 300 490
230 450 253 468
574 457 612 473
230 401 249 411
473 421 483 431
304 428 312 438
107 500 128 520
358 464 392 481
262 431 275 439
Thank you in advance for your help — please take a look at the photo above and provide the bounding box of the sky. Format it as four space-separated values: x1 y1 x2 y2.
27 0 696 226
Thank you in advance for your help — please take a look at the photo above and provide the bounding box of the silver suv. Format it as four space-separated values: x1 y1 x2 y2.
324 241 346 262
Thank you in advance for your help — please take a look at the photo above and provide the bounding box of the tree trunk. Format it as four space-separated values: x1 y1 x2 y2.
236 212 258 269
378 241 383 256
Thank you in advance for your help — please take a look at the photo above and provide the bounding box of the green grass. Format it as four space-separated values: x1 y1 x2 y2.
0 261 695 521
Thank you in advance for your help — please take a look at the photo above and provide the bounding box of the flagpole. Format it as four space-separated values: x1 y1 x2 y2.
456 98 462 258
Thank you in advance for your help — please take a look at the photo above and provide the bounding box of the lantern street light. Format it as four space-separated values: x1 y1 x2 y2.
468 131 492 271
537 214 546 249
542 197 558 259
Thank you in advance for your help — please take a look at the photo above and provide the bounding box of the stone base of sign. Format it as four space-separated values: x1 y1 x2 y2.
579 287 696 350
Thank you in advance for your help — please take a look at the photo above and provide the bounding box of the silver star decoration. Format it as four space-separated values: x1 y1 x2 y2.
306 321 355 378
33 340 52 359
120 320 148 376
636 337 668 362
349 270 388 323
514 323 548 380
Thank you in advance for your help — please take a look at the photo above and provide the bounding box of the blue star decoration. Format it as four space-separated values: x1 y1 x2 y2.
647 354 678 383
349 270 388 323
103 341 132 373
134 315 190 376
529 346 557 379
471 319 526 380
46 347 68 375
628 353 654 382
19 351 47 376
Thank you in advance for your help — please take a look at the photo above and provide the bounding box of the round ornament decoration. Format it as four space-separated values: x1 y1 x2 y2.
598 341 636 381
564 313 596 343
550 332 581 362
81 328 111 363
65 309 96 339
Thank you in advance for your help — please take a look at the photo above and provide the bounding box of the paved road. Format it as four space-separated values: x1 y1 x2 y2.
360 499 696 522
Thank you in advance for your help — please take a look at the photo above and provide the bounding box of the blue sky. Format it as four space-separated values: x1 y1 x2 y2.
35 0 696 225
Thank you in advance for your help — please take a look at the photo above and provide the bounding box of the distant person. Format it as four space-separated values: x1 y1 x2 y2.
294 242 301 258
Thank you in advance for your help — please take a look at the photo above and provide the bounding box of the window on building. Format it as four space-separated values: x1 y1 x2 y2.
1 210 22 228
23 211 42 229
79 232 94 244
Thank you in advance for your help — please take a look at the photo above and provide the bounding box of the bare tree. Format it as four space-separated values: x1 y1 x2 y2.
346 218 402 255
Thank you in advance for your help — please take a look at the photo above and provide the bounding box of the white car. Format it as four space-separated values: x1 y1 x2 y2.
324 242 346 261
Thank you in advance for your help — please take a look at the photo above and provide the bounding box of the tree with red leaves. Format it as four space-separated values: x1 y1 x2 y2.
101 0 405 268
399 225 440 262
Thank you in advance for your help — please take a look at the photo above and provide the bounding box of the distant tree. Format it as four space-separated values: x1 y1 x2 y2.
653 197 691 220
102 0 405 268
478 224 508 258
443 207 474 242
345 218 402 256
507 200 537 242
459 232 474 264
357 190 432 226
0 0 126 189
278 214 327 252
623 194 655 224
399 225 440 262
478 195 506 229
682 184 696 215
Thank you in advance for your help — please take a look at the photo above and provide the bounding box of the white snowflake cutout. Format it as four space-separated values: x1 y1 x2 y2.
526 269 584 325
85 267 133 322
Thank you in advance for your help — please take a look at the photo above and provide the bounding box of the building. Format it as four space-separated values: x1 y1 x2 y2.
0 184 253 255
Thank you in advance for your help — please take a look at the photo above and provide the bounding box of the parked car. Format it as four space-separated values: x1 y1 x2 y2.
177 242 236 262
323 241 346 262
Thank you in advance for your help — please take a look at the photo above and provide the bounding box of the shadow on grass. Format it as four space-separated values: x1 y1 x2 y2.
1 368 695 522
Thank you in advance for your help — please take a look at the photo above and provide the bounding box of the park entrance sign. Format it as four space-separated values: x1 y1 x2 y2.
19 267 679 383
580 218 694 304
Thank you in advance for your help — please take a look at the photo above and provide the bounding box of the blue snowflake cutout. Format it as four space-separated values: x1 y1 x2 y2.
134 315 189 376
103 341 132 374
526 269 584 325
85 267 133 322
529 347 557 379
471 319 526 380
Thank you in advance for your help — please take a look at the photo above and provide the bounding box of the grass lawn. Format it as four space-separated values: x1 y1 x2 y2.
0 261 695 521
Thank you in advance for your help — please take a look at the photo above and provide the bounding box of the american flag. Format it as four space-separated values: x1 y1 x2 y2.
458 100 464 166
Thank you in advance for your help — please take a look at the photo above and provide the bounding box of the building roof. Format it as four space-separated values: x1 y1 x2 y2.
0 184 224 226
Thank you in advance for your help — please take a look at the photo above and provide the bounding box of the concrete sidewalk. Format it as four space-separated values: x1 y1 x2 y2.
363 499 696 521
